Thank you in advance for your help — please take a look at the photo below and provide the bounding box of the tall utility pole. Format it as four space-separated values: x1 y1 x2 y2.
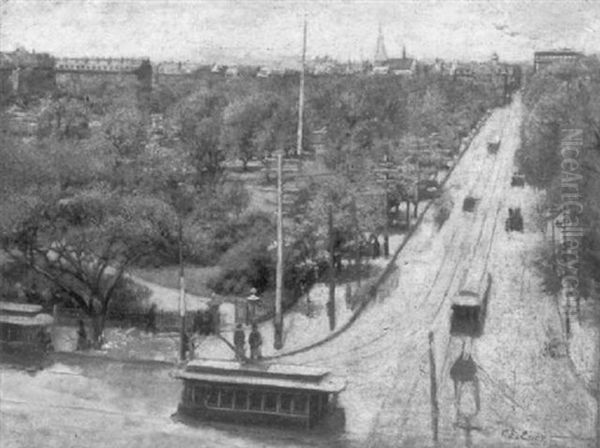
382 155 390 258
178 218 187 362
327 205 336 330
296 18 307 157
274 153 284 349
428 331 439 444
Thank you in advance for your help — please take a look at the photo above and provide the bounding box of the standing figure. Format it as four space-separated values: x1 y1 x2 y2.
233 324 246 361
506 208 514 232
76 319 88 351
146 303 157 334
248 323 263 361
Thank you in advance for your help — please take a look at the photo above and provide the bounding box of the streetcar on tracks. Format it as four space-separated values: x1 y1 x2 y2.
174 359 346 430
450 270 492 337
487 135 501 154
0 301 54 364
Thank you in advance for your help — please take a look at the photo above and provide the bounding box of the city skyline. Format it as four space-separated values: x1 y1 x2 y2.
1 1 599 64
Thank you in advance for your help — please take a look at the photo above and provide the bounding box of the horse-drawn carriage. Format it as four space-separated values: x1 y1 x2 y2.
505 208 523 232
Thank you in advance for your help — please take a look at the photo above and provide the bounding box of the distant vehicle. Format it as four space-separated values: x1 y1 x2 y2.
462 196 478 212
417 179 442 200
511 172 525 187
450 272 492 337
487 135 501 154
174 359 346 430
505 208 524 232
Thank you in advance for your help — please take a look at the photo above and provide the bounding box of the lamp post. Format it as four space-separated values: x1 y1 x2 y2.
246 288 260 325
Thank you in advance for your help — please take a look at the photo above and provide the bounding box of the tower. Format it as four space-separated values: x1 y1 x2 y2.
374 25 388 65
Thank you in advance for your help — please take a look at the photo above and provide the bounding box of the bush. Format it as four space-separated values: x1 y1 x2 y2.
207 237 275 295
108 277 152 314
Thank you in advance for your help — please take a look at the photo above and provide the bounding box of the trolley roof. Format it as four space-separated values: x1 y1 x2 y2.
0 313 54 326
175 359 346 393
0 302 43 314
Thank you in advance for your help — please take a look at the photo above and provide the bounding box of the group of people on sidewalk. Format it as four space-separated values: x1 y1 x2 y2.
233 323 263 361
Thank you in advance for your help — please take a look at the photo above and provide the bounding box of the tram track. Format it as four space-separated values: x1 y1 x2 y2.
364 106 515 447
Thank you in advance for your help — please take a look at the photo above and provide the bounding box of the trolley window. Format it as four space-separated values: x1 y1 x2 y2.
264 393 277 412
249 391 263 411
220 389 234 408
280 393 293 414
234 390 248 410
293 395 308 415
206 388 219 407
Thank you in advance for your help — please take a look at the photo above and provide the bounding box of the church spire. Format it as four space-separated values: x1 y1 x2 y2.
374 24 388 64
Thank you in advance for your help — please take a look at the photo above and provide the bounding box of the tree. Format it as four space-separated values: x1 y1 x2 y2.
36 95 91 140
101 105 148 190
171 90 226 189
0 188 174 347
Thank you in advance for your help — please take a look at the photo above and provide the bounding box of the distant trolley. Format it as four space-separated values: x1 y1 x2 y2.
487 135 501 154
450 271 492 337
0 302 54 355
174 359 346 429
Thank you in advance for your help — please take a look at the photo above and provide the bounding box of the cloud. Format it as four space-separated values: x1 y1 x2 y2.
1 0 599 61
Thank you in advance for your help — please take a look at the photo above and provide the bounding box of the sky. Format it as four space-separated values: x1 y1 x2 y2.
1 0 599 63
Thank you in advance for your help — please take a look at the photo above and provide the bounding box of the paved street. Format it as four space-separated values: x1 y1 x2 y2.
1 96 596 448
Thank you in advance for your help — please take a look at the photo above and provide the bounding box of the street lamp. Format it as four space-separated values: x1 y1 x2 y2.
246 288 260 325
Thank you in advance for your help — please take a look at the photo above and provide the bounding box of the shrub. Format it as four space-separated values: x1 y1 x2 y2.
208 237 275 295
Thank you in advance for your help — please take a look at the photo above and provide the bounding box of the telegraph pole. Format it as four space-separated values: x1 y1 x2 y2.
296 18 307 156
274 153 284 349
178 217 187 362
428 331 439 445
327 205 336 330
382 155 390 258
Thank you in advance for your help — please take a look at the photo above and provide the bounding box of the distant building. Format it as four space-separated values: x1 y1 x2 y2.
533 50 583 73
374 25 388 65
372 29 415 76
54 56 152 98
386 56 417 76
0 47 55 98
225 65 239 78
55 56 146 73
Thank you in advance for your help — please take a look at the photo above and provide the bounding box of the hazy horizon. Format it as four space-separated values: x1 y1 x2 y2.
1 0 599 64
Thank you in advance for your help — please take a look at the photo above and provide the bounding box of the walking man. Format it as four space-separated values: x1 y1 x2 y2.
249 323 263 361
233 323 246 361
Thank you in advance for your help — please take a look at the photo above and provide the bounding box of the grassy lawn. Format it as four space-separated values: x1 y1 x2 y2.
131 265 221 298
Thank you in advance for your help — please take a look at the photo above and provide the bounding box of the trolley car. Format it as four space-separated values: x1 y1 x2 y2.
450 271 492 337
487 135 501 154
174 359 346 429
0 302 54 356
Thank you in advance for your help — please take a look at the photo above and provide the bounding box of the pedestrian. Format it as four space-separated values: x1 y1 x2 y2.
146 303 157 334
248 323 263 361
233 323 246 361
506 208 514 232
76 319 88 351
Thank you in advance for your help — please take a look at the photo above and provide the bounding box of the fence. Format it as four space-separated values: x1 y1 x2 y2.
55 306 183 333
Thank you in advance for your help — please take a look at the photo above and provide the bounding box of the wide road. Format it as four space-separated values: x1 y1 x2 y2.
1 96 596 447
